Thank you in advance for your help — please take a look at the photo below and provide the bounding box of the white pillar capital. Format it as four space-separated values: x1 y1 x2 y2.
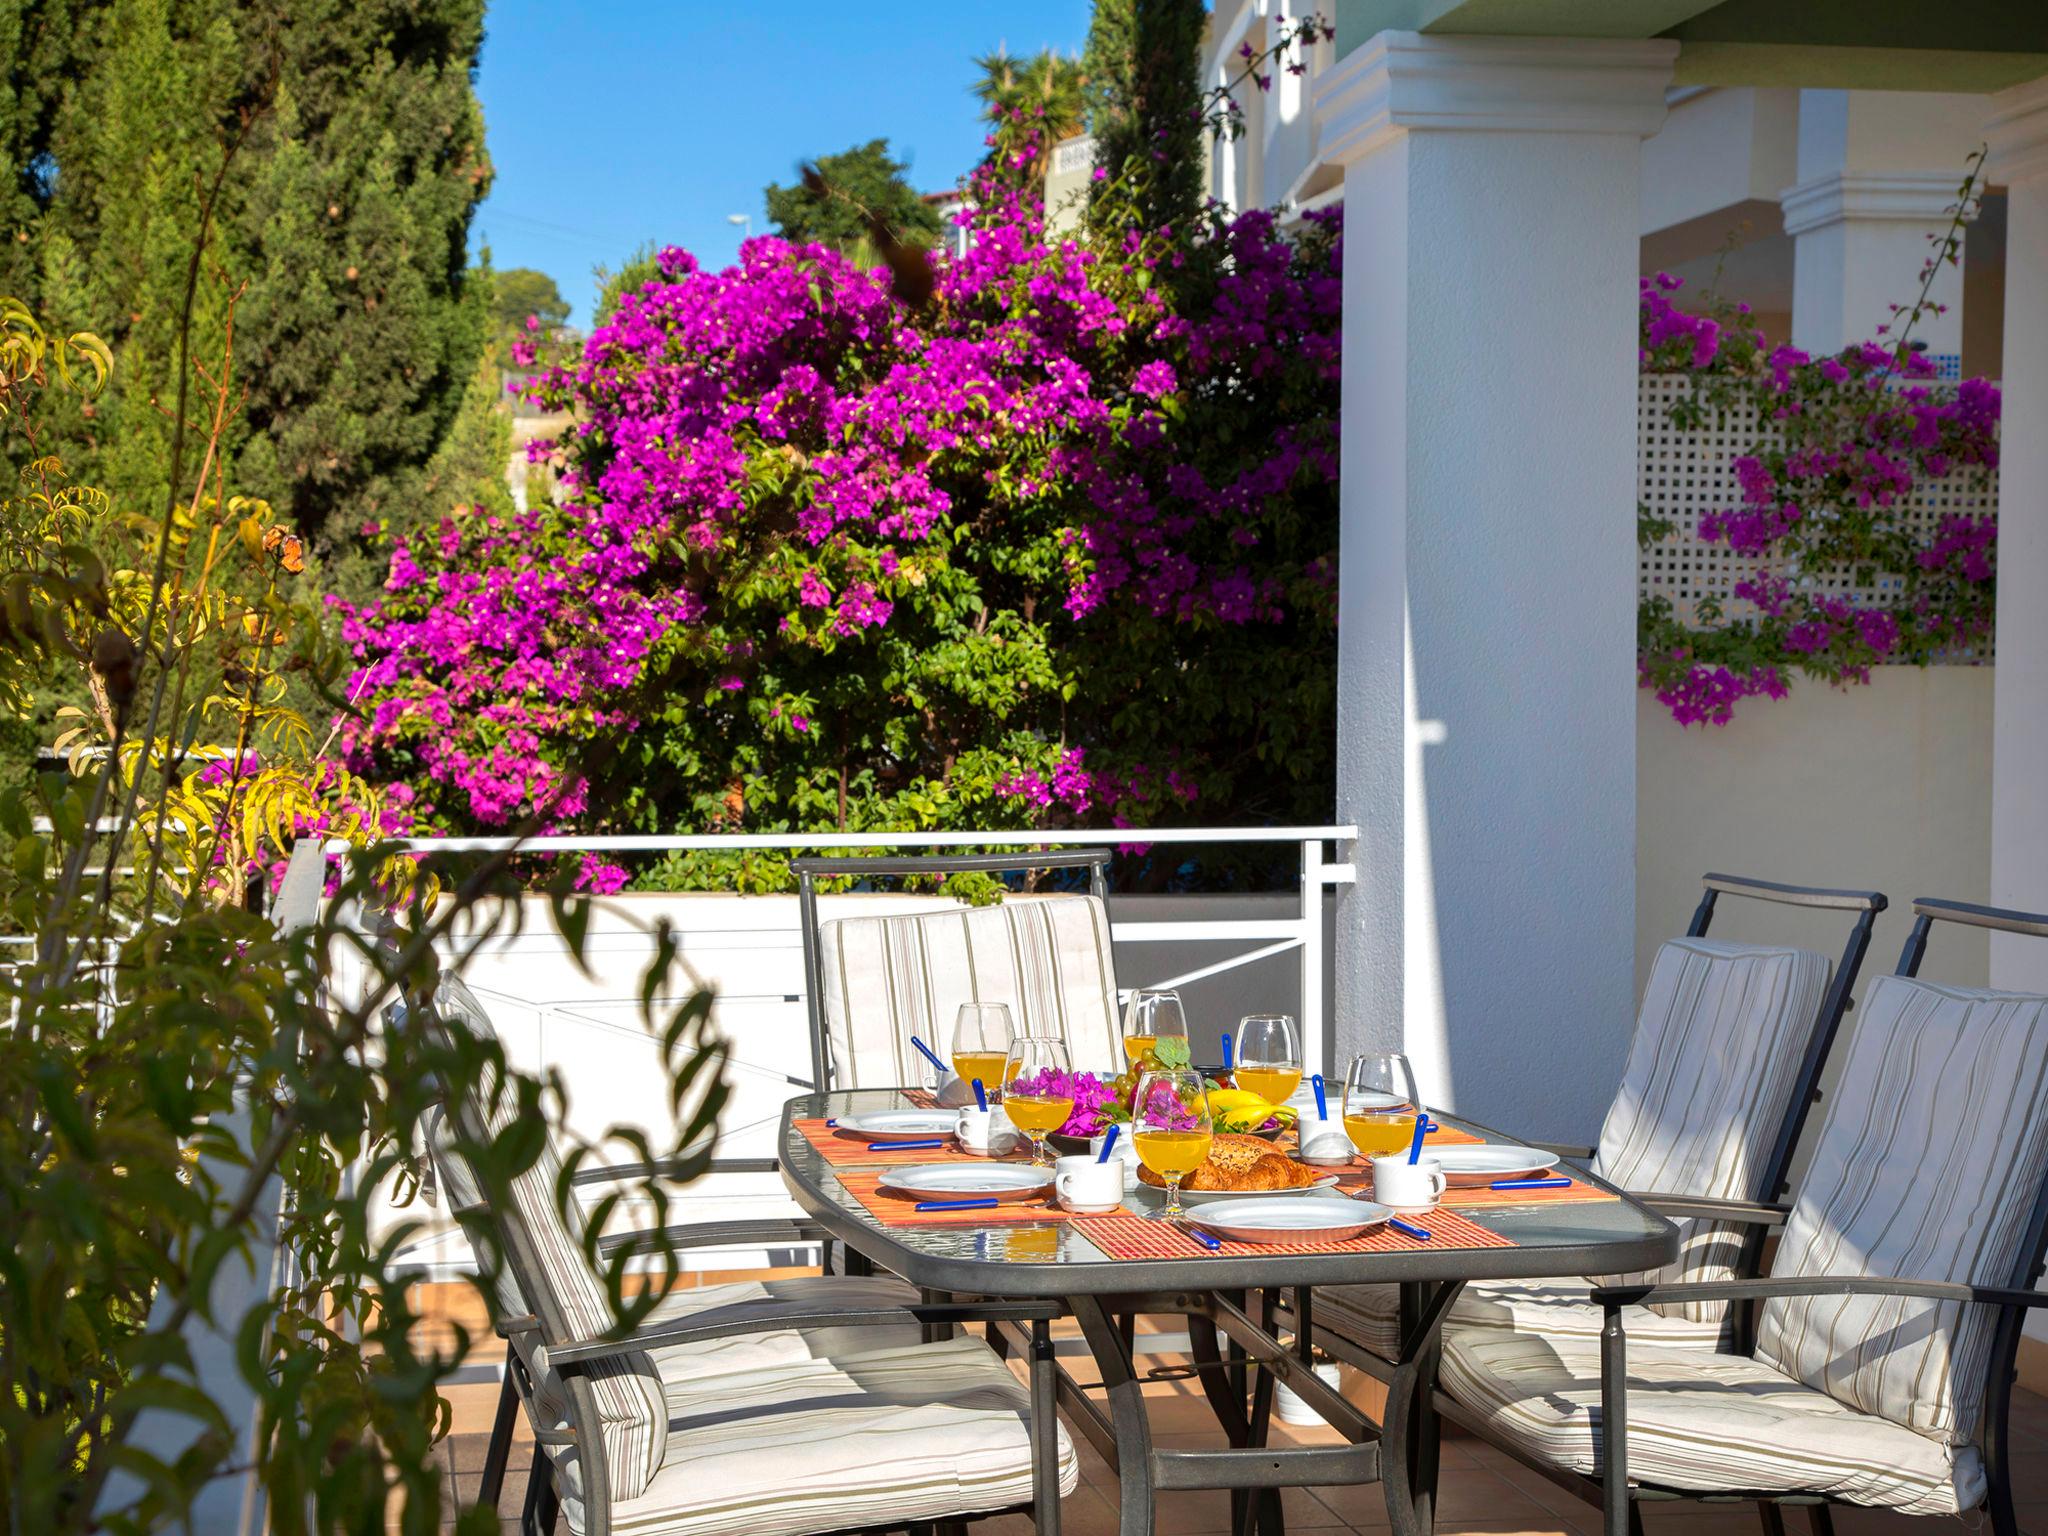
1778 171 1973 239
1986 74 2048 188
1312 31 1678 167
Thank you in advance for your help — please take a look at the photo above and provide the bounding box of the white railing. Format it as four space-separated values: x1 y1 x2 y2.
340 824 1358 1075
334 826 1358 1278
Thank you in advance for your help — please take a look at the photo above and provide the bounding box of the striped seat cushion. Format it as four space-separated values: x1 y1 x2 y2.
1317 1276 1729 1362
818 894 1121 1085
563 1335 1079 1536
1589 938 1831 1325
1439 1328 1981 1514
1755 975 2048 1445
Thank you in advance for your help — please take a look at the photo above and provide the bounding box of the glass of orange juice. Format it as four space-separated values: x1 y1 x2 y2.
1132 1066 1213 1219
1342 1052 1422 1161
951 1002 1014 1101
1122 990 1190 1069
1002 1035 1074 1166
1234 1014 1302 1105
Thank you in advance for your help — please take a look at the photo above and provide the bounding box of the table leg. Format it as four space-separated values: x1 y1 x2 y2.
1240 1290 1282 1536
1031 1317 1063 1536
1189 1306 1255 1536
1383 1280 1463 1536
1073 1294 1158 1536
1193 1293 1287 1536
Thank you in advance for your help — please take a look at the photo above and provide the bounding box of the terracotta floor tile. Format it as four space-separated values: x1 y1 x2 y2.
1829 1509 1976 1536
1309 1463 1557 1531
404 1276 2048 1536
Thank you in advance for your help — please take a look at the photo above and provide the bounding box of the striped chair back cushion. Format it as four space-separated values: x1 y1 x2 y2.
427 979 671 1501
424 1105 528 1323
1591 938 1832 1324
817 894 1121 1086
1755 975 2048 1445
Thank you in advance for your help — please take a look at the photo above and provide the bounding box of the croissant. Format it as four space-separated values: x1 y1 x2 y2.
1137 1132 1321 1191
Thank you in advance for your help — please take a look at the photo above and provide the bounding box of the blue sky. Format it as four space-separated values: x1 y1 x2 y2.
473 0 1095 327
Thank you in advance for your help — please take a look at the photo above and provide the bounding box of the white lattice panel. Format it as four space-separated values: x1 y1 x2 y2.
1638 372 1997 659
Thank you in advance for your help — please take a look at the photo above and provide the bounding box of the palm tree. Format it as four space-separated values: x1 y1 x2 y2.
972 47 1088 190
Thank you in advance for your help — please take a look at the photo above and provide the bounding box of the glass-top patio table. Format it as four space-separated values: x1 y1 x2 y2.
780 1090 1677 1536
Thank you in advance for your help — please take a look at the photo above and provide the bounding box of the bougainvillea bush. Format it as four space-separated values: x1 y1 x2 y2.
1637 272 2000 726
334 163 1341 888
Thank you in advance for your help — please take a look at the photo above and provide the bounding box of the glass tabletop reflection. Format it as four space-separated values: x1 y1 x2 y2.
779 1090 1675 1295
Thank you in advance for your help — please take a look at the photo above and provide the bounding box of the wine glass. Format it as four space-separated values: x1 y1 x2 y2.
1132 1066 1213 1220
1234 1014 1302 1105
1342 1052 1423 1162
1122 989 1189 1069
951 1003 1014 1102
1002 1035 1074 1166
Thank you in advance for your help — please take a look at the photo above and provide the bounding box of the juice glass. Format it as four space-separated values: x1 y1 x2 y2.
1342 1051 1422 1163
1132 1066 1213 1220
1122 990 1190 1069
1234 1013 1302 1104
951 1002 1014 1101
1002 1035 1073 1166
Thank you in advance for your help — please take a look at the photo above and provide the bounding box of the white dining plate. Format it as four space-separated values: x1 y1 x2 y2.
1134 1172 1344 1204
1430 1144 1561 1187
832 1110 960 1142
875 1164 1055 1202
1284 1086 1404 1114
1191 1196 1392 1243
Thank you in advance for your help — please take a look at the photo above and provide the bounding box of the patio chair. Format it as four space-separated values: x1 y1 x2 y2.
1314 873 1884 1363
1436 896 2048 1536
413 976 1079 1536
794 850 1121 1092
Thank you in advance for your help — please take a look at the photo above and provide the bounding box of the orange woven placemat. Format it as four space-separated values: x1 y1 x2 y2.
837 1168 1074 1227
1071 1205 1513 1260
1323 1167 1619 1209
794 1119 1022 1167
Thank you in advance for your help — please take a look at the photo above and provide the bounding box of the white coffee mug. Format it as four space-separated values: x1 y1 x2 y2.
954 1106 1020 1157
1370 1155 1446 1212
1053 1154 1126 1213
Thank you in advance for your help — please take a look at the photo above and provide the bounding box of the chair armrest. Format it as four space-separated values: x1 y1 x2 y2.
1633 1193 1791 1227
595 1218 830 1257
572 1156 779 1186
1533 1143 1596 1161
549 1300 1065 1367
1592 1275 2048 1312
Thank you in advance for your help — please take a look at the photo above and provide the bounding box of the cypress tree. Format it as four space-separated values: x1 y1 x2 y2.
4 0 491 559
231 0 491 545
1084 0 1205 235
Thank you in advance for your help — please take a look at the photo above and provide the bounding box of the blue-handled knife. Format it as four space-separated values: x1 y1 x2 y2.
1490 1177 1572 1191
881 1139 948 1151
1388 1217 1433 1241
915 1198 1000 1212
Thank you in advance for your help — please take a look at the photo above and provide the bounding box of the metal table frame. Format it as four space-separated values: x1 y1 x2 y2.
779 1094 1677 1536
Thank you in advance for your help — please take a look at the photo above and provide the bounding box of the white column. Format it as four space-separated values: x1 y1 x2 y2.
1314 33 1673 1139
1987 76 2048 993
1783 90 1986 368
1985 65 2048 1373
